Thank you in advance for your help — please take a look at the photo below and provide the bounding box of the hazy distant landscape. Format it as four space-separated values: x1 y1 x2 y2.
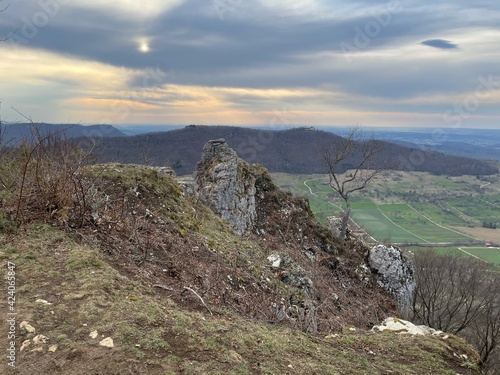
4 123 499 161
87 125 498 176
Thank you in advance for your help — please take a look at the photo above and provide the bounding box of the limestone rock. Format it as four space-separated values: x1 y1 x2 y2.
33 334 48 345
35 299 52 305
194 139 256 235
372 317 443 336
99 337 114 348
20 321 36 334
20 340 31 352
368 244 415 315
267 254 282 268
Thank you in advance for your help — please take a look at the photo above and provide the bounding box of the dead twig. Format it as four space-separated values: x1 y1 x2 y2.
153 284 175 292
184 286 213 316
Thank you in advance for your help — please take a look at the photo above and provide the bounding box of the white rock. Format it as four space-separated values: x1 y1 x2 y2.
35 299 52 305
373 317 428 335
33 335 48 345
267 254 281 268
20 340 31 352
20 321 36 333
89 330 99 339
48 345 58 353
99 337 114 348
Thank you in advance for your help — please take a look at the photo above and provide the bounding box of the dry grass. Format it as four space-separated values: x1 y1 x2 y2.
0 134 484 374
0 225 482 374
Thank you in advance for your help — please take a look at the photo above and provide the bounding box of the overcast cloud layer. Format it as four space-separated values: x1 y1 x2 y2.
0 0 499 128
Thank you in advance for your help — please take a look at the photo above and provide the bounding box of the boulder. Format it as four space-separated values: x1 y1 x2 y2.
368 244 415 315
194 139 256 235
372 317 443 336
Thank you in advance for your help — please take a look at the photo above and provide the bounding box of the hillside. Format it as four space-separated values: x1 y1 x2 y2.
90 125 498 176
0 138 482 374
0 123 125 145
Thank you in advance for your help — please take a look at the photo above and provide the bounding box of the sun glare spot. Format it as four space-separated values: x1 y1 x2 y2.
138 39 150 53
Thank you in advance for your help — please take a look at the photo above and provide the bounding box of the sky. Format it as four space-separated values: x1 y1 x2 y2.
0 0 499 129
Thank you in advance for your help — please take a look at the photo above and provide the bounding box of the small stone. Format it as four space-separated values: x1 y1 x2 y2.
228 350 243 363
89 330 99 339
20 340 31 352
48 345 58 353
31 346 44 352
267 254 281 268
35 299 52 305
33 335 48 345
99 337 114 348
20 321 36 334
324 334 339 339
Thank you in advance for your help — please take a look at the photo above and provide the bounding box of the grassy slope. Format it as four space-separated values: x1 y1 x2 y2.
0 225 481 375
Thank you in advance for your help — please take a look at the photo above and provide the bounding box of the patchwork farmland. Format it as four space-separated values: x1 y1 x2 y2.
272 171 500 265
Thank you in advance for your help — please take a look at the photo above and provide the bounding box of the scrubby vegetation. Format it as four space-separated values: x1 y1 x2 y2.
0 131 484 374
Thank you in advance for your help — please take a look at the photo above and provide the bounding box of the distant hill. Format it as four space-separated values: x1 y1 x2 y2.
0 123 126 145
361 128 500 161
89 126 498 176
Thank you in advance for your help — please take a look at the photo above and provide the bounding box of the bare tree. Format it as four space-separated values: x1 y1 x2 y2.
412 249 500 371
320 127 389 244
469 289 500 372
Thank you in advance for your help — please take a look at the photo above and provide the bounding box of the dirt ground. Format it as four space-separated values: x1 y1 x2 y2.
453 226 500 243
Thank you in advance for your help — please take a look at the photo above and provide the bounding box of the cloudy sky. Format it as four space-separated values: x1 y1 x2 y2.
0 0 499 129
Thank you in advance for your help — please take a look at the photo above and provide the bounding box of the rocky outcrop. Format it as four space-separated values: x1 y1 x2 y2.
194 139 256 235
368 245 416 315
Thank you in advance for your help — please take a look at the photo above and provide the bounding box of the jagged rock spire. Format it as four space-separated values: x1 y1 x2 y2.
194 139 256 235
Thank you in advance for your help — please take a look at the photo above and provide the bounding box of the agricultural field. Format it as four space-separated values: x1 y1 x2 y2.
272 170 500 265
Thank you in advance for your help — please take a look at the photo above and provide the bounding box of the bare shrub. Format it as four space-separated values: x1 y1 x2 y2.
0 121 97 227
412 249 500 371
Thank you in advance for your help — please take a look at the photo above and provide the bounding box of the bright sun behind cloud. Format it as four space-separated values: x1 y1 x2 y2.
138 39 150 53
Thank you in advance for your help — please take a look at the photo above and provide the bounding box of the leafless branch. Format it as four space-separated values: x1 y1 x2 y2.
183 286 213 315
320 126 391 244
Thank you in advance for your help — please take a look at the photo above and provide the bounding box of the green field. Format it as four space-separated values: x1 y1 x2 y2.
272 171 500 265
459 247 500 265
350 201 423 243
